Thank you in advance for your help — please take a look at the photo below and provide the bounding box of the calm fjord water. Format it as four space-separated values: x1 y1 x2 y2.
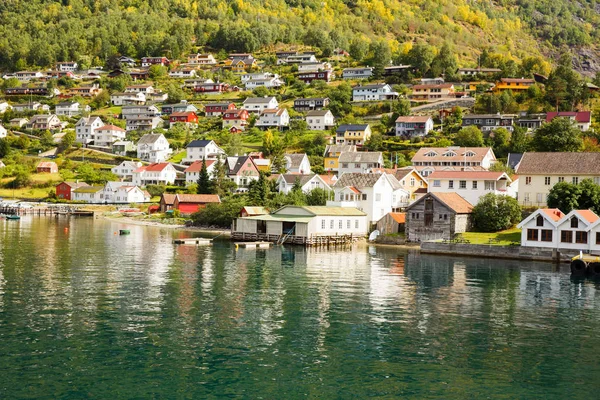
1 217 600 399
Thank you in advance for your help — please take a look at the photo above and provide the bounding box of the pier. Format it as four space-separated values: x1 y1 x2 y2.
0 206 95 217
173 238 213 245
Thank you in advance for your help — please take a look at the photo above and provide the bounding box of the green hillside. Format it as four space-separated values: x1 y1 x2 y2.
0 0 598 71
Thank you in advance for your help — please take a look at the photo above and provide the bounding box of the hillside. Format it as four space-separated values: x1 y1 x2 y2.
0 1 599 72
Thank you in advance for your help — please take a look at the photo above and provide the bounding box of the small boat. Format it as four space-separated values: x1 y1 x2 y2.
119 229 131 235
6 215 21 220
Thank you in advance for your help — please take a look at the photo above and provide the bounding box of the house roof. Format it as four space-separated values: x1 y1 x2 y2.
137 133 164 145
412 147 494 162
136 163 171 172
319 174 337 185
324 144 357 156
175 194 221 203
507 153 523 170
541 208 565 222
463 114 514 119
353 83 388 90
279 173 315 185
395 115 432 123
516 152 600 175
205 102 234 107
73 186 104 193
37 161 57 168
335 124 369 133
184 160 216 173
428 193 473 214
295 97 328 102
243 96 277 104
427 171 510 181
500 78 534 84
170 111 196 117
571 210 600 224
338 151 382 163
334 173 384 188
241 206 268 215
284 153 307 169
226 156 255 175
412 83 454 90
187 140 213 148
546 111 591 124
161 193 176 205
97 124 125 132
275 205 366 216
59 181 89 189
388 212 406 224
306 110 331 117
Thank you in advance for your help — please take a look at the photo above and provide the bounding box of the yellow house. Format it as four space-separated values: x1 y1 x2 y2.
223 55 257 73
492 78 535 93
323 144 357 172
335 124 372 146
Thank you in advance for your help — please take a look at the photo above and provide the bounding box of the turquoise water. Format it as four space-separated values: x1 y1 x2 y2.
1 217 600 399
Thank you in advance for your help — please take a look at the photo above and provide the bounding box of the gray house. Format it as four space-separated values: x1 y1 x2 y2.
405 192 473 242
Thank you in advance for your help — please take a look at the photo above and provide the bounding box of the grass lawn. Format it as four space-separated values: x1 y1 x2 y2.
461 227 521 245
169 150 186 163
94 106 122 117
0 187 52 200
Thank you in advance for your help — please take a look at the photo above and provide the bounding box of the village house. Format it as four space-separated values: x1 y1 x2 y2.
0 124 6 138
276 174 333 194
100 181 132 203
141 57 170 67
376 212 406 235
240 72 276 83
294 97 330 112
297 70 334 84
125 116 163 131
409 83 455 101
94 124 126 147
283 153 311 174
395 116 434 137
15 71 44 82
517 208 566 249
132 163 177 186
168 68 198 79
226 156 260 190
546 111 591 131
159 194 176 213
411 147 497 177
352 84 399 101
242 97 279 113
405 192 473 241
172 194 221 215
11 102 45 112
223 55 257 73
69 83 102 98
232 205 368 245
137 133 171 163
183 140 226 164
37 161 58 173
125 84 154 95
187 53 217 66
245 76 284 90
161 101 198 115
112 185 151 204
118 56 136 67
55 102 89 117
6 85 57 97
56 61 78 72
121 105 160 120
277 54 318 65
427 170 517 206
55 181 90 200
335 124 372 146
328 173 409 223
184 160 218 185
516 114 546 132
111 92 146 106
222 108 249 131
204 102 235 117
255 108 290 130
297 62 332 73
515 152 600 206
181 78 214 89
128 69 150 81
0 102 11 114
492 78 535 94
342 67 374 80
373 166 428 202
27 114 62 130
462 114 516 132
192 82 230 94
111 161 143 181
72 186 104 203
323 144 357 172
9 118 28 128
337 152 384 175
112 141 136 156
457 67 502 77
169 111 198 128
306 110 335 131
240 206 269 217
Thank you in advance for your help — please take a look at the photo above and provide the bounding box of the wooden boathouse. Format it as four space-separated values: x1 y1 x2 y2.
231 205 368 246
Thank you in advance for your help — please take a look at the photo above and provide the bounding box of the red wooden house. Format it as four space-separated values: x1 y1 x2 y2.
55 182 89 201
193 82 230 94
169 111 199 128
205 102 236 117
297 70 334 84
172 194 221 215
222 108 249 132
141 57 170 67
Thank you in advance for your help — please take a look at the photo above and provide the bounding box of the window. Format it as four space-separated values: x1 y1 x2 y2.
573 177 579 184
443 214 448 220
433 180 441 187
571 218 579 228
544 177 551 185
524 193 530 202
536 215 544 227
596 232 600 245
485 181 495 190
342 163 348 168
330 220 334 229
355 220 359 229
321 219 325 229
525 177 532 185
459 180 467 189
541 230 552 242
448 180 454 189
536 193 543 203
375 193 381 202
472 181 478 189
410 178 415 186
339 220 343 229
558 177 565 183
575 231 588 244
355 163 360 168
527 229 539 241
561 230 573 243
595 177 600 185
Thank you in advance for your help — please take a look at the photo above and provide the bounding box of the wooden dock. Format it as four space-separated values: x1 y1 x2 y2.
0 206 95 217
230 232 359 247
173 238 213 245
235 241 272 249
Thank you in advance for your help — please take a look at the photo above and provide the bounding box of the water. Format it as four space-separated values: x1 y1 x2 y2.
1 217 600 399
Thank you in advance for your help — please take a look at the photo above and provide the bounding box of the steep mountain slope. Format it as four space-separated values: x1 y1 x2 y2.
0 0 598 71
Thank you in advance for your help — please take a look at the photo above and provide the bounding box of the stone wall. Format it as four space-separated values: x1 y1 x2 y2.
420 242 582 262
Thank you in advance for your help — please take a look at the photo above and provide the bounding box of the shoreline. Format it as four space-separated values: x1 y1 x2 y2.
100 215 231 236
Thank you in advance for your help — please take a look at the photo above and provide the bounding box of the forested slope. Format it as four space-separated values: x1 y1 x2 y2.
0 0 599 71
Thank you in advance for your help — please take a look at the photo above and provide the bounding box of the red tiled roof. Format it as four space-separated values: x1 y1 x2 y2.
540 209 565 222
97 124 125 132
431 193 473 214
136 163 171 172
546 111 591 124
428 171 507 180
395 116 431 123
389 212 406 224
575 209 599 224
319 174 337 185
170 111 197 117
184 160 216 173
175 194 221 203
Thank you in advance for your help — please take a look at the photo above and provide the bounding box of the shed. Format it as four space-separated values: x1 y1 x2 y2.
37 161 58 174
376 212 406 235
173 194 221 215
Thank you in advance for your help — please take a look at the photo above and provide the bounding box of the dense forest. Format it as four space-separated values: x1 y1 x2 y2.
1 0 599 71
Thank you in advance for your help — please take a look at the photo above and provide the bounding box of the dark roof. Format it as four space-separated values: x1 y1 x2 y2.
187 140 212 148
226 156 255 175
336 124 369 133
280 174 315 185
507 153 523 170
515 152 600 175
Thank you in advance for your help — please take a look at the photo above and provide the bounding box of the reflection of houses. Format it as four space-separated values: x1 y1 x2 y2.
232 205 368 245
405 192 473 241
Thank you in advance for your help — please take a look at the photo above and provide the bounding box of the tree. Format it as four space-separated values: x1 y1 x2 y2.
532 118 583 152
196 158 213 194
247 173 271 205
306 188 330 205
364 132 384 151
0 138 10 158
40 130 54 148
59 131 76 153
90 90 110 110
578 179 600 213
547 182 581 213
545 53 583 111
454 126 484 147
404 41 435 76
10 166 32 189
471 194 522 232
166 83 185 104
211 156 237 196
430 42 458 79
349 39 368 61
488 128 511 158
148 65 167 79
508 126 532 153
370 40 391 78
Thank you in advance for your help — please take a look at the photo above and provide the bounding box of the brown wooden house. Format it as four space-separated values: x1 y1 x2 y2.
404 193 473 242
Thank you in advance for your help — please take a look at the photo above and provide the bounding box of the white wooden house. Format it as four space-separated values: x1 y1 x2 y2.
183 140 226 164
136 133 171 163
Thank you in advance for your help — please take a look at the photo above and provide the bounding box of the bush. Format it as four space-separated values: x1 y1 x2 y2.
472 193 521 232
190 197 246 228
146 184 166 198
